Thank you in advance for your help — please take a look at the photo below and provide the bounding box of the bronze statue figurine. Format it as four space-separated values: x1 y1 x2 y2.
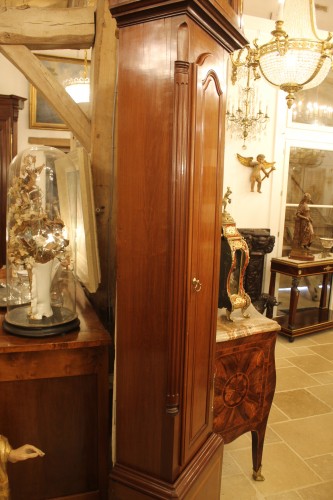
237 153 276 193
0 435 44 500
222 186 232 213
289 192 315 261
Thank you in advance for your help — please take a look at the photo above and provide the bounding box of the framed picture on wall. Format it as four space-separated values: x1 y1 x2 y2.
29 54 90 130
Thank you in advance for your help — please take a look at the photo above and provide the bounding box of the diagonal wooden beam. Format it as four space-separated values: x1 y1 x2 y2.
0 44 91 152
0 6 95 49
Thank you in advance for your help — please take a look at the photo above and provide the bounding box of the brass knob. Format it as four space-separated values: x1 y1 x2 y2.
192 277 202 292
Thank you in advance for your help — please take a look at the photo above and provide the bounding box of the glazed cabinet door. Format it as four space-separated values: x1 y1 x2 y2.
0 109 12 268
0 95 25 268
182 55 225 464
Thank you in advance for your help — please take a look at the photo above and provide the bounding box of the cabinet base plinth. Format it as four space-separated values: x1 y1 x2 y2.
110 433 223 499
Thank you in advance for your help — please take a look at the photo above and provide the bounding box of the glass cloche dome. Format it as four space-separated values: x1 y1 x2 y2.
3 146 80 337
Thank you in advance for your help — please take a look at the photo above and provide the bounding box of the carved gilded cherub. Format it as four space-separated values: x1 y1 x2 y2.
237 153 276 193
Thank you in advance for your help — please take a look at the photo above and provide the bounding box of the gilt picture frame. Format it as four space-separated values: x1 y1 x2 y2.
29 54 90 130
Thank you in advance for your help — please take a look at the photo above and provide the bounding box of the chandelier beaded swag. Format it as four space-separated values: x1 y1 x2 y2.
231 0 333 108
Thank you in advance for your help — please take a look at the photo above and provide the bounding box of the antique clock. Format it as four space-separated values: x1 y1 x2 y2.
218 188 251 320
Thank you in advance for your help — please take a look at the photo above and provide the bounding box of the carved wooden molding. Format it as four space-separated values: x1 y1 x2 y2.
166 58 190 414
111 433 223 498
109 0 248 53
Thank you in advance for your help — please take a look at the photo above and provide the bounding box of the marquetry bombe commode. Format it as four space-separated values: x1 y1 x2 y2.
213 305 281 481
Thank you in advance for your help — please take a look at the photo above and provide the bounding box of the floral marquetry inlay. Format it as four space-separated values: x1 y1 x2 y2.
213 347 266 435
223 372 249 407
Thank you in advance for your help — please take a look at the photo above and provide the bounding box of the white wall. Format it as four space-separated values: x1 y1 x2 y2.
223 16 299 291
224 15 333 293
0 49 83 152
223 16 287 231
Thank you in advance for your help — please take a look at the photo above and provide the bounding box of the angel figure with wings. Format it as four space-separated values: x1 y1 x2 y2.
237 153 276 193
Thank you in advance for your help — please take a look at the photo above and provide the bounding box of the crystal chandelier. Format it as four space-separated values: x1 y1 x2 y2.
232 0 333 108
226 64 269 149
64 50 90 104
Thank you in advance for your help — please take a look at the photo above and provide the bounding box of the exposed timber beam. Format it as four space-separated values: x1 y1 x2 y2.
0 45 91 152
0 6 95 49
88 0 117 314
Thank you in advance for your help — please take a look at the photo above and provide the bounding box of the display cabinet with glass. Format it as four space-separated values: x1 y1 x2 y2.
283 146 333 257
291 69 333 129
277 145 333 320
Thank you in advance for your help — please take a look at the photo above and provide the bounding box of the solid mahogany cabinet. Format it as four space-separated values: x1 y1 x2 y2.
109 1 247 498
0 286 111 500
0 94 26 268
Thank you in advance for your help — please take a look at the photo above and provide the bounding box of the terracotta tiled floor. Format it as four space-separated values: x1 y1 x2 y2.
220 329 333 499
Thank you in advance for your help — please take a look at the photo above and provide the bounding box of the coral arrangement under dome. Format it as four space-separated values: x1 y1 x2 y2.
7 153 70 270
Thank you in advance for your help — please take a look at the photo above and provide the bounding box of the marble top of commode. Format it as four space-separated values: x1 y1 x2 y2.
274 254 333 265
216 304 281 343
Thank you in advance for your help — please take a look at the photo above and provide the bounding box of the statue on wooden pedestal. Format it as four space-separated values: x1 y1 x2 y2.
0 435 44 500
289 192 315 261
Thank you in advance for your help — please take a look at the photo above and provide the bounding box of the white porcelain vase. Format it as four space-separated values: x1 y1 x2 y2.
29 260 55 319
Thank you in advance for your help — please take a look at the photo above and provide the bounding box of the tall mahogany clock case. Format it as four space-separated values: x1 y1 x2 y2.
110 1 247 498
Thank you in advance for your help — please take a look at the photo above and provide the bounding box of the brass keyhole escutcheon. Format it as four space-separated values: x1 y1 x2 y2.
192 277 202 292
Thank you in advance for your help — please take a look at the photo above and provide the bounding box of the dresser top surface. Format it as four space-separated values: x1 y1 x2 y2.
216 304 280 343
271 255 333 267
0 283 111 353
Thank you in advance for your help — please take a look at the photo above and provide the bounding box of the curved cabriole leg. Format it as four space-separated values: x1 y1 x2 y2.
241 306 250 319
251 420 268 481
242 294 252 319
252 465 264 481
226 308 233 321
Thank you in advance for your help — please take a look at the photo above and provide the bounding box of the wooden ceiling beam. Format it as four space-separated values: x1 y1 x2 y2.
0 45 91 152
88 0 117 310
0 6 95 49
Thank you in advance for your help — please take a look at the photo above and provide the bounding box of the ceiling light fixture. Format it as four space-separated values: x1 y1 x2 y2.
231 0 333 108
226 63 269 149
64 50 90 104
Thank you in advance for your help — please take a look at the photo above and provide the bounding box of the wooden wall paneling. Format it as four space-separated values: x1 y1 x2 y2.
4 375 99 499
